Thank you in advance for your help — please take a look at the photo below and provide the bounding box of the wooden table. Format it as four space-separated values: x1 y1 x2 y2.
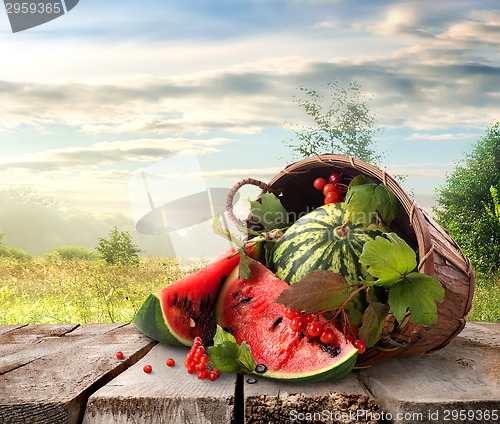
0 322 498 424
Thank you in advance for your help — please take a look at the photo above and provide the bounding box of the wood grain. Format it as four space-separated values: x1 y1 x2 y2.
83 343 238 424
0 323 156 424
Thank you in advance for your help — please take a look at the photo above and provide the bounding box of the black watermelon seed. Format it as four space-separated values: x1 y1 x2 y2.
187 299 192 311
183 297 188 309
255 364 267 373
272 317 283 329
330 346 341 357
246 378 257 384
172 292 178 306
240 297 253 304
298 330 304 339
199 298 204 311
232 291 242 299
320 342 331 353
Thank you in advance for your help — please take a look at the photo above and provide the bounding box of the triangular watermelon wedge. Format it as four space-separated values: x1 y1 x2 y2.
216 260 359 382
133 245 260 346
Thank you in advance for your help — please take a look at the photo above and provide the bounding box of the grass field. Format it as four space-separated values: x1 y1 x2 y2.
0 257 498 325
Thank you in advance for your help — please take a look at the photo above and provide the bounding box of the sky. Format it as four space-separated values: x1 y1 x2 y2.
1 0 499 256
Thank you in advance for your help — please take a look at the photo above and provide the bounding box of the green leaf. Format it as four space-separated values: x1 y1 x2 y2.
212 215 244 247
388 272 445 325
358 302 391 348
264 239 279 269
208 341 242 374
344 178 400 226
238 248 252 280
249 193 289 231
360 233 417 287
238 341 257 374
213 324 237 345
273 271 351 313
208 325 257 374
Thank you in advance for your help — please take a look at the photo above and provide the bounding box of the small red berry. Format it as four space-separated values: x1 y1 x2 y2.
200 354 209 363
166 358 175 367
353 339 366 354
290 316 305 332
313 177 327 190
143 365 152 373
307 322 323 338
187 364 196 374
304 314 315 325
116 351 124 359
214 369 221 375
193 336 202 343
319 328 335 345
208 371 218 382
197 371 207 380
285 307 299 320
325 191 342 204
322 183 337 195
329 172 342 184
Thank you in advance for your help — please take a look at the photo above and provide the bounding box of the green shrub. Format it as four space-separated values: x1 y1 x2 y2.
96 226 143 265
46 246 97 261
0 245 33 262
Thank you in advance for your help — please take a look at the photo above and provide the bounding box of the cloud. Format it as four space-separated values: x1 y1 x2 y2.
0 138 235 171
406 132 482 141
1 3 499 136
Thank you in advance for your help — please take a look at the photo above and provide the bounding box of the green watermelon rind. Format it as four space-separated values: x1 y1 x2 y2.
133 293 187 347
258 348 358 383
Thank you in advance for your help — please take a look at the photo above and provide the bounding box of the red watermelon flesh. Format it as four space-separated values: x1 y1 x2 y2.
134 245 260 347
216 260 358 382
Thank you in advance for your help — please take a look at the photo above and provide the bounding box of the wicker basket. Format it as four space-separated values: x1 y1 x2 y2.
226 154 475 368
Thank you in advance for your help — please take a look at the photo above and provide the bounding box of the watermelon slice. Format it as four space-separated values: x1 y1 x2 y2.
133 245 260 346
216 260 358 382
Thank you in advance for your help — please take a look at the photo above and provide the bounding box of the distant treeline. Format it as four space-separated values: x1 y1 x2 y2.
0 186 174 258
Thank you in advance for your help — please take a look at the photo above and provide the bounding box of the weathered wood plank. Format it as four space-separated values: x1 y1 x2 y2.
244 373 382 424
357 321 500 424
0 324 127 374
0 323 156 424
83 343 237 424
0 324 26 336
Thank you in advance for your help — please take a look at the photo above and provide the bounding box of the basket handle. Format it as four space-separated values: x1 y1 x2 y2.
225 178 279 230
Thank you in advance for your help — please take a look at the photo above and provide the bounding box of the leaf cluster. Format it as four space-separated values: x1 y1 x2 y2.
360 233 445 328
343 175 399 226
283 80 384 164
207 325 256 374
433 122 500 273
96 226 143 266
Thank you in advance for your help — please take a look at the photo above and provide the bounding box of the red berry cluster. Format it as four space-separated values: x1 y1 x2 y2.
184 337 220 381
313 172 348 205
285 307 366 354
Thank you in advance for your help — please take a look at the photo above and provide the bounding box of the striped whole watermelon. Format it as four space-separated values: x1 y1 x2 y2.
270 202 387 286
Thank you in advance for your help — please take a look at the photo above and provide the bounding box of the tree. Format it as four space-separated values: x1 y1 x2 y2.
433 123 500 274
96 226 143 265
283 80 383 164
